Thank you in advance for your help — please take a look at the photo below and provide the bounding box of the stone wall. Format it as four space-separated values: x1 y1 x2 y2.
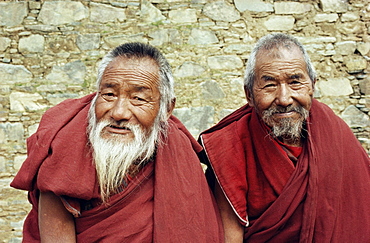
1 0 369 241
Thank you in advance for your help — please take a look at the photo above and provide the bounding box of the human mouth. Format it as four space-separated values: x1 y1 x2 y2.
105 124 132 135
110 124 130 130
273 111 297 118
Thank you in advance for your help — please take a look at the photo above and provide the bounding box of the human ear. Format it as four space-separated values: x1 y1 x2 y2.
244 87 254 107
166 98 176 119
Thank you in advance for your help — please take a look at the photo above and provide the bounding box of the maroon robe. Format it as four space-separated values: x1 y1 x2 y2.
11 93 224 242
199 99 370 242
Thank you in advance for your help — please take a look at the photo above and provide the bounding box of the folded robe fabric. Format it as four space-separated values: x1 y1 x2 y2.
11 93 224 242
199 99 370 242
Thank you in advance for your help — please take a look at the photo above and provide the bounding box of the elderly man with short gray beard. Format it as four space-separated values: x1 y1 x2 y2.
11 42 223 242
199 33 370 242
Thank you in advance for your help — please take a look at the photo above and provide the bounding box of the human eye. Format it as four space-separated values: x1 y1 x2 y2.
289 74 304 86
131 96 148 105
290 80 303 89
99 91 116 102
263 83 277 89
290 80 301 85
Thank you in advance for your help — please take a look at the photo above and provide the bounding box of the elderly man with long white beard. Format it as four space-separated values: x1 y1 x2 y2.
11 42 223 242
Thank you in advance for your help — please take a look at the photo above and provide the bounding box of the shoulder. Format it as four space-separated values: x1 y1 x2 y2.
201 104 252 137
310 99 351 129
43 93 96 119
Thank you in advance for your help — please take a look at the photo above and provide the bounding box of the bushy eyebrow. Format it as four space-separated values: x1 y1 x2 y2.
101 82 118 89
132 85 151 92
100 82 152 93
289 73 303 79
261 75 275 81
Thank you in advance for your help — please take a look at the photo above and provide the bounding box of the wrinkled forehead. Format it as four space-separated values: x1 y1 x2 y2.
256 45 304 61
106 56 160 73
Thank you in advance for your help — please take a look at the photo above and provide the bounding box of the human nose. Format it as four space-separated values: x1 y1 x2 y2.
275 84 293 107
110 97 132 121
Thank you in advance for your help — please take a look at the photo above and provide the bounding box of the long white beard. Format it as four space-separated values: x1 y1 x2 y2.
88 116 160 203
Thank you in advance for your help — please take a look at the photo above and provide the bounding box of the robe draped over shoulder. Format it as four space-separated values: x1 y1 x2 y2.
11 93 224 242
200 99 370 242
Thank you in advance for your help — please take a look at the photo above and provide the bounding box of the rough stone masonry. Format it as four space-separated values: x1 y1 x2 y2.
0 0 369 242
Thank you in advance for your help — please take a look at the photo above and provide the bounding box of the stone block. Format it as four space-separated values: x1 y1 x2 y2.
357 42 370 56
316 43 336 56
172 106 214 137
111 2 128 8
218 109 234 120
234 0 273 12
230 77 244 94
274 2 311 15
46 60 87 84
36 84 67 92
90 3 126 23
207 55 243 70
168 29 182 45
0 37 11 52
0 125 5 143
188 28 218 45
320 0 347 13
29 1 41 10
341 105 370 128
104 34 148 48
10 220 24 230
77 34 101 51
363 7 370 21
0 122 24 143
149 29 169 46
174 62 205 78
9 92 46 112
46 93 79 106
141 0 166 23
169 9 197 23
203 1 240 22
148 29 182 46
19 35 45 53
296 36 336 44
28 123 39 137
38 1 88 25
0 64 32 84
200 80 226 99
224 44 253 54
335 41 356 55
359 78 370 95
13 155 27 171
344 56 367 74
24 25 59 32
317 77 353 96
340 12 359 22
151 0 184 3
0 156 5 172
337 21 364 35
314 13 338 23
0 2 27 27
264 16 295 31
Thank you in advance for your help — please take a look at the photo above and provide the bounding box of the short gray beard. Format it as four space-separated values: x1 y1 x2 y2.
261 105 309 144
87 105 164 203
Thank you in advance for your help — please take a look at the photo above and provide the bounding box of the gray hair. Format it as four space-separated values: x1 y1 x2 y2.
94 42 175 123
244 33 317 94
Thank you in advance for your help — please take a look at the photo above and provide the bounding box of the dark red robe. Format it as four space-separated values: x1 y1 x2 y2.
11 93 224 242
199 99 370 242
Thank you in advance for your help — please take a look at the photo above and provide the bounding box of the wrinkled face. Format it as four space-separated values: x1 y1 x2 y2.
95 56 161 143
246 46 315 138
